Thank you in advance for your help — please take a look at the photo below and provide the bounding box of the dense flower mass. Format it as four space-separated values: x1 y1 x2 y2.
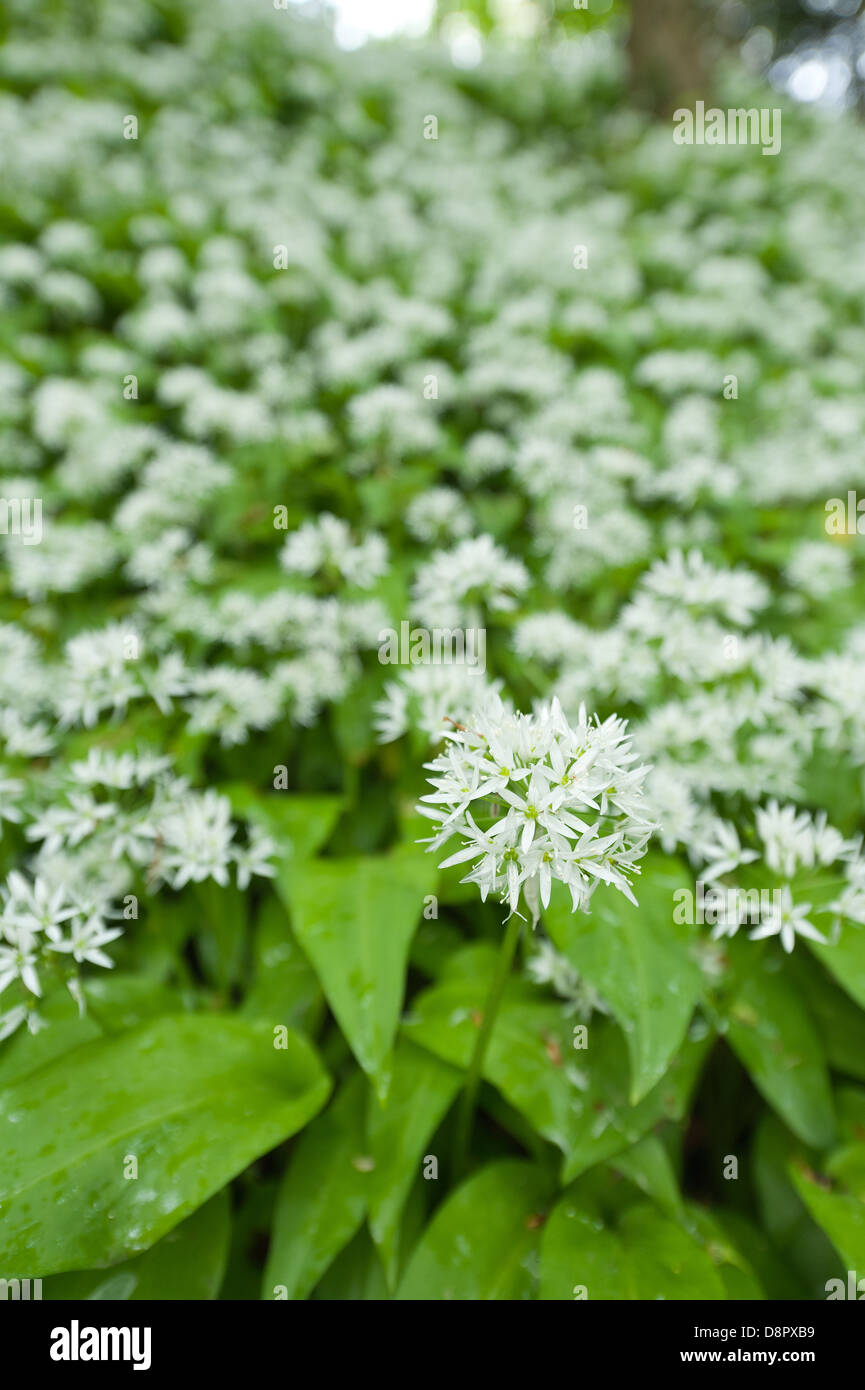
2 0 865 1305
418 696 653 920
0 0 863 1032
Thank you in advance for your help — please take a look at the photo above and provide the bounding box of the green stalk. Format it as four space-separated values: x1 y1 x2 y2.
451 909 523 1180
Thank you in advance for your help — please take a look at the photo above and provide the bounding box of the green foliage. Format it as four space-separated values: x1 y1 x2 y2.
1 0 864 1302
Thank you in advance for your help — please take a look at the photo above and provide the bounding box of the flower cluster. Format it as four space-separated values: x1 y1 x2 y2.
417 696 653 922
691 802 865 953
0 872 122 1040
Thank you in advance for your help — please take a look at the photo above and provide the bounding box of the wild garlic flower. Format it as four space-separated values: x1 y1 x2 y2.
417 695 653 923
411 535 529 629
693 802 863 952
405 487 472 545
374 666 501 745
280 513 388 589
640 549 769 628
526 939 610 1021
0 871 123 1040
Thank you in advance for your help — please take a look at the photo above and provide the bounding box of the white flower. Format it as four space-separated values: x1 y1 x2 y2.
417 694 652 921
48 916 123 969
755 801 817 878
748 886 826 954
158 790 236 889
26 793 117 855
526 939 609 1020
280 513 388 589
233 827 278 890
406 487 472 544
693 818 759 881
411 535 529 628
0 1004 46 1042
0 772 24 832
0 871 79 939
641 549 769 627
0 932 42 997
374 666 501 745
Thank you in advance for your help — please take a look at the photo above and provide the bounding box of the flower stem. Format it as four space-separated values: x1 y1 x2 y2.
451 910 523 1180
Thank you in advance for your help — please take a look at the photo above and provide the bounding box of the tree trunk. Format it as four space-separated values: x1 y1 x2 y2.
627 0 712 116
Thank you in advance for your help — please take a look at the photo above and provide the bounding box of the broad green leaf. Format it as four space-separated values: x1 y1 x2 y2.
396 1161 551 1301
544 855 704 1102
752 1116 840 1297
722 949 835 1149
263 1073 370 1301
311 1227 389 1301
45 1191 231 1300
825 1144 865 1200
713 1208 804 1301
0 975 189 1090
610 1134 685 1221
405 947 710 1182
816 1091 865 1202
0 990 101 1090
281 842 437 1096
218 1173 279 1301
836 1086 865 1145
366 1039 462 1287
241 895 324 1032
807 921 865 1015
224 786 344 863
683 1205 764 1299
84 974 193 1034
0 1015 330 1276
786 951 865 1081
790 1162 865 1274
194 879 247 991
540 1196 728 1300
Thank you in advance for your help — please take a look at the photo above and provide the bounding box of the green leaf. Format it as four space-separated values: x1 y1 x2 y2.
224 786 344 863
0 1015 330 1276
722 948 835 1149
836 1086 865 1147
366 1039 462 1287
194 879 247 991
790 1162 865 1274
405 947 710 1182
45 1191 231 1300
786 951 865 1081
241 896 324 1032
544 855 704 1101
807 921 865 1015
263 1073 370 1301
752 1115 840 1297
311 1227 389 1301
683 1205 765 1300
0 975 188 1090
84 974 193 1034
610 1134 685 1221
281 842 437 1096
540 1196 728 1300
0 990 101 1090
712 1208 803 1301
396 1161 551 1301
